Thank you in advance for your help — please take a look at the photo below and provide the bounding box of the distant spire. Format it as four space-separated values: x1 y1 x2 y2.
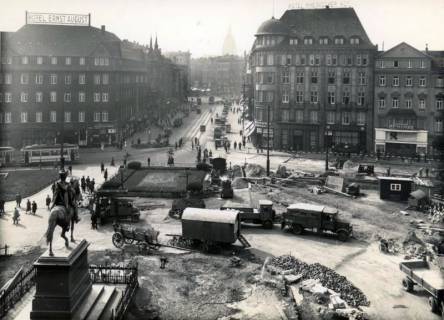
149 36 153 50
155 35 158 50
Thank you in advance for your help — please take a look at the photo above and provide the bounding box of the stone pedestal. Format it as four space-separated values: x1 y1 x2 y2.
30 240 92 320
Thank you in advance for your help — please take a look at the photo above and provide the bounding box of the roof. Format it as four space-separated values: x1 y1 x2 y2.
279 8 372 45
4 24 121 57
256 17 290 35
21 143 78 150
377 176 413 182
182 208 239 224
287 203 338 214
379 42 430 59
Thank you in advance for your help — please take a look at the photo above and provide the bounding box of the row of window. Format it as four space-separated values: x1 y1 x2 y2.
257 70 368 85
0 92 109 103
1 73 110 85
376 59 427 69
257 35 361 46
1 56 110 66
378 75 428 87
254 53 369 67
256 109 366 125
377 97 443 110
0 111 109 124
256 89 366 105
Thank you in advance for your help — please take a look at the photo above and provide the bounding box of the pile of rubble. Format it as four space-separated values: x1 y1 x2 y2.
245 163 266 177
268 255 369 308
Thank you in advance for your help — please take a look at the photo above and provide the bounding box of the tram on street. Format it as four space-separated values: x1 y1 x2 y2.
0 147 15 166
21 144 79 165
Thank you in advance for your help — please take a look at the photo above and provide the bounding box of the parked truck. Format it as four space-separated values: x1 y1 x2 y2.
221 200 276 229
94 191 140 225
400 257 444 317
281 203 352 241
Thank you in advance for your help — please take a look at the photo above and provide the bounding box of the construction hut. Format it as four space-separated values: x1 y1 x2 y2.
377 176 413 202
408 189 428 208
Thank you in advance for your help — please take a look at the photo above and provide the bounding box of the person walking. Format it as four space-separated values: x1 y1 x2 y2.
100 162 105 173
31 201 37 215
0 199 4 216
15 193 22 208
90 179 95 193
234 141 237 150
13 207 20 225
46 195 51 210
104 168 108 181
26 199 31 214
111 157 115 166
147 157 151 167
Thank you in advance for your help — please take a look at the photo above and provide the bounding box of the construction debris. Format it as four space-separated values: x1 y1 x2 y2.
268 255 370 307
245 163 266 177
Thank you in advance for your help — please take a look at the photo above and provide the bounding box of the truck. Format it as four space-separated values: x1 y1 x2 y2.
281 203 352 241
94 191 140 225
221 200 276 229
400 257 444 317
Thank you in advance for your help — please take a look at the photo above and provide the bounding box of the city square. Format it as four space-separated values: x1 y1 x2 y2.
0 1 443 320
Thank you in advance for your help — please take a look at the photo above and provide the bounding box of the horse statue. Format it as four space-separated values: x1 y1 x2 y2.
45 175 82 256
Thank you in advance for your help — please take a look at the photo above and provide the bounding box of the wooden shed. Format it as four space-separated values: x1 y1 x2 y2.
377 176 413 202
181 208 240 244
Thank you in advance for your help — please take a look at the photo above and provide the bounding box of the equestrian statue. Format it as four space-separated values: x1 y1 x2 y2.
45 169 81 256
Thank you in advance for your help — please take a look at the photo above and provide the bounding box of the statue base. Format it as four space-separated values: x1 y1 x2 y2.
30 239 92 319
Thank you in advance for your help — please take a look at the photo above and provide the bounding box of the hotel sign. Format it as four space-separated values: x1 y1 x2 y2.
26 12 90 26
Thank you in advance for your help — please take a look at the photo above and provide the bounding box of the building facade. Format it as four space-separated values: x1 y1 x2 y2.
374 43 444 156
0 20 187 148
190 55 244 99
249 7 376 152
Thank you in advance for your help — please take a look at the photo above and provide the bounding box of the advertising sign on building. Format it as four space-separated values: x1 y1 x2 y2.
26 12 90 26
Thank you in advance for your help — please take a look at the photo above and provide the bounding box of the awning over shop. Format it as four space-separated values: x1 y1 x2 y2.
244 121 256 137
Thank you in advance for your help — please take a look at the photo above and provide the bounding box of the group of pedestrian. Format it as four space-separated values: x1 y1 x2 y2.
0 199 5 217
25 199 38 215
80 176 96 193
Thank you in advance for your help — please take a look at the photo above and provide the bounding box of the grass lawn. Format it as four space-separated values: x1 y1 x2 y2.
0 169 59 201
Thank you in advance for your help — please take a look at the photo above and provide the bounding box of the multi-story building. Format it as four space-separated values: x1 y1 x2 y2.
374 42 444 156
190 55 244 99
249 7 376 152
0 17 187 148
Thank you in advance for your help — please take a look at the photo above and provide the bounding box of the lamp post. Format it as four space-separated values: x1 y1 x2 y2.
60 110 65 171
325 129 332 172
266 104 271 176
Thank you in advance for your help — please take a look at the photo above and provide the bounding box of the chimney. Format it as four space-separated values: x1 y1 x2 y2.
425 43 429 53
101 25 106 34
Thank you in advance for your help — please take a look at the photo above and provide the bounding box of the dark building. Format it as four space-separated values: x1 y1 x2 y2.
249 7 376 153
378 176 413 202
0 19 187 148
374 42 444 157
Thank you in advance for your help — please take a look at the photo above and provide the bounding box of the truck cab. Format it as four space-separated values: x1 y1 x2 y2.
282 203 352 241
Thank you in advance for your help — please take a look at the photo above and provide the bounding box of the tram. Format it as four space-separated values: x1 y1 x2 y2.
0 147 15 166
21 144 79 165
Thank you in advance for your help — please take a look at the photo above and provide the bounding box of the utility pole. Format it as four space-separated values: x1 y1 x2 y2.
60 105 65 170
266 104 270 176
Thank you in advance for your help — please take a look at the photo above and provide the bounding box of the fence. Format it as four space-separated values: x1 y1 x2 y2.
0 266 36 318
88 264 139 320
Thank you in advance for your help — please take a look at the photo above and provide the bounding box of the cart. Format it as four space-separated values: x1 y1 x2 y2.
112 223 160 253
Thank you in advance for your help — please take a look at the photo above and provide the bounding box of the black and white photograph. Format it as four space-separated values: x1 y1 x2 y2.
0 0 443 319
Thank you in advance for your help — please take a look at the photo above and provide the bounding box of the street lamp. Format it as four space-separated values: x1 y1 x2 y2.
325 129 333 172
266 104 271 176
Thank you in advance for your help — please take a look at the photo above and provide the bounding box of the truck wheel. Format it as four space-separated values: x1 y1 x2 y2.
112 232 124 248
262 220 273 229
292 224 303 235
429 297 439 313
337 230 349 242
402 278 413 292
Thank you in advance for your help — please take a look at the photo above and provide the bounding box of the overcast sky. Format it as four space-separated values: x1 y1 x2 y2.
1 0 443 58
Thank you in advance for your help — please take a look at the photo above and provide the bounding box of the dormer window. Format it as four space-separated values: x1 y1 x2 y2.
289 38 298 45
319 37 329 45
304 37 313 45
334 37 344 45
350 37 360 45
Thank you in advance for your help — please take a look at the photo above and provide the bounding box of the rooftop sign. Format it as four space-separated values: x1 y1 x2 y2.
26 12 90 26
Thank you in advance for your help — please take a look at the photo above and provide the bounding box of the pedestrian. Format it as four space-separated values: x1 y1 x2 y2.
426 167 429 177
90 179 95 193
242 138 246 148
160 256 168 269
15 193 22 207
211 117 213 124
68 165 72 175
91 210 98 230
51 182 56 195
46 195 51 210
13 207 20 225
387 167 391 176
234 141 237 150
86 176 91 190
111 157 115 166
192 141 194 150
104 168 108 181
147 157 151 167
239 143 242 151
101 162 105 173
26 199 31 214
32 201 37 215
175 142 178 150
0 199 4 215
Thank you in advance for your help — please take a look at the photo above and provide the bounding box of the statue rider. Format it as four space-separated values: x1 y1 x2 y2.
51 169 80 223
